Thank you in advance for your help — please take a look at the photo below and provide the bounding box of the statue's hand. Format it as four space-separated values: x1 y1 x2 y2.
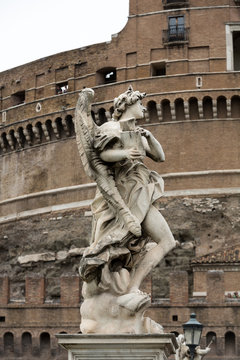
138 128 152 139
125 148 143 160
119 209 142 237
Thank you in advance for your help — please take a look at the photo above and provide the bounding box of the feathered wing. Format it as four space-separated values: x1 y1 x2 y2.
74 88 141 238
74 88 96 179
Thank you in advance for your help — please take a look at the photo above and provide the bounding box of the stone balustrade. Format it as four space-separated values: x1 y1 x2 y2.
0 93 240 156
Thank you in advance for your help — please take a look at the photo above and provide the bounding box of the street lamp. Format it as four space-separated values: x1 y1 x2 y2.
183 313 203 360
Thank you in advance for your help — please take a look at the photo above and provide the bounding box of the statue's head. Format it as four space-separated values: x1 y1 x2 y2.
113 85 146 120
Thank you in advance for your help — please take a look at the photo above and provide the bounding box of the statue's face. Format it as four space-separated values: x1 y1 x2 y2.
127 100 146 119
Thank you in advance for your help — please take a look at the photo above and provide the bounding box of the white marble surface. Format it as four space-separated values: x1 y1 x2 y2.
56 334 178 360
75 87 176 334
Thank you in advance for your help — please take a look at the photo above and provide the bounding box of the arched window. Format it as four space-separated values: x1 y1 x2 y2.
175 98 185 121
17 126 26 148
8 129 18 150
203 97 213 119
217 96 227 118
35 121 44 142
98 108 108 125
55 117 64 138
206 332 216 354
231 96 240 118
65 115 75 136
45 120 55 140
22 332 32 354
109 106 114 118
225 331 236 356
40 332 50 353
26 123 35 144
189 97 199 120
161 99 171 121
147 101 158 122
4 332 14 353
1 132 10 152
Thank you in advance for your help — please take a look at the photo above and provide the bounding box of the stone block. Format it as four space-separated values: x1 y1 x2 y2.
56 334 177 360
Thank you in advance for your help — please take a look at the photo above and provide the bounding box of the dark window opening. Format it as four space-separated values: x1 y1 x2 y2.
225 331 235 356
151 62 166 76
4 332 14 353
96 67 116 85
98 108 108 125
11 90 25 106
22 332 32 354
0 316 5 322
233 31 240 70
56 82 68 95
163 0 189 9
147 101 159 122
206 332 216 354
40 332 50 352
172 315 178 321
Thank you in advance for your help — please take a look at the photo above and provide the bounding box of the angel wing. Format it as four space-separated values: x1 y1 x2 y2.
74 88 141 238
74 88 97 179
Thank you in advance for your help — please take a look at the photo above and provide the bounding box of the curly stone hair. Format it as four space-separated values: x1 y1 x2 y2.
113 85 146 120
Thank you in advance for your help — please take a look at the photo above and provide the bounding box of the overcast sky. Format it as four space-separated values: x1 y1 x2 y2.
0 0 129 73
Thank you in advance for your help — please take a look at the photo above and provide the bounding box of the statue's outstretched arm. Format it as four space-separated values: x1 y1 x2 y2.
100 148 143 162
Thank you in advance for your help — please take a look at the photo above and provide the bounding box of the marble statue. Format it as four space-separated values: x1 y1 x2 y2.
74 86 177 334
176 335 212 360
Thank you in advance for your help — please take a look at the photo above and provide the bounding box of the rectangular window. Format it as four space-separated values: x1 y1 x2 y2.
226 24 240 70
233 31 240 70
11 90 25 106
168 16 185 41
151 62 166 76
56 81 68 95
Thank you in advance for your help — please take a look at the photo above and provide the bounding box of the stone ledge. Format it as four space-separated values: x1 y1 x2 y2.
56 334 178 360
0 187 239 225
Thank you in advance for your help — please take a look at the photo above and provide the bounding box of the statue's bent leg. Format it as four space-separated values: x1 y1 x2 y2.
128 205 176 292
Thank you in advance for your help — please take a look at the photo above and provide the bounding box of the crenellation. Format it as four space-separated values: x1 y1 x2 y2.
0 276 9 306
169 271 189 305
25 276 45 305
60 275 81 306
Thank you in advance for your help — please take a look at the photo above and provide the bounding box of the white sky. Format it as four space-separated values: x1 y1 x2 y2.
0 0 129 73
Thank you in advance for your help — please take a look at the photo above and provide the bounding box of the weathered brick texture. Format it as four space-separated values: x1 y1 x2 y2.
25 276 45 304
60 275 81 306
207 270 225 304
169 271 189 305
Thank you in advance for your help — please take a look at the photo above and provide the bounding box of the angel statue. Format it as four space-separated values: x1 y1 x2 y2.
74 86 177 334
175 334 213 360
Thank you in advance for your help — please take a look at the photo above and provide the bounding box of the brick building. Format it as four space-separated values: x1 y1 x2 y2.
0 0 240 359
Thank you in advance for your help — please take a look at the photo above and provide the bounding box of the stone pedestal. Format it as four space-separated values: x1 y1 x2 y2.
56 334 178 360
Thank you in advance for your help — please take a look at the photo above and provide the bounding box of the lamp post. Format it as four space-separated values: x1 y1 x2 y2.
183 313 203 360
